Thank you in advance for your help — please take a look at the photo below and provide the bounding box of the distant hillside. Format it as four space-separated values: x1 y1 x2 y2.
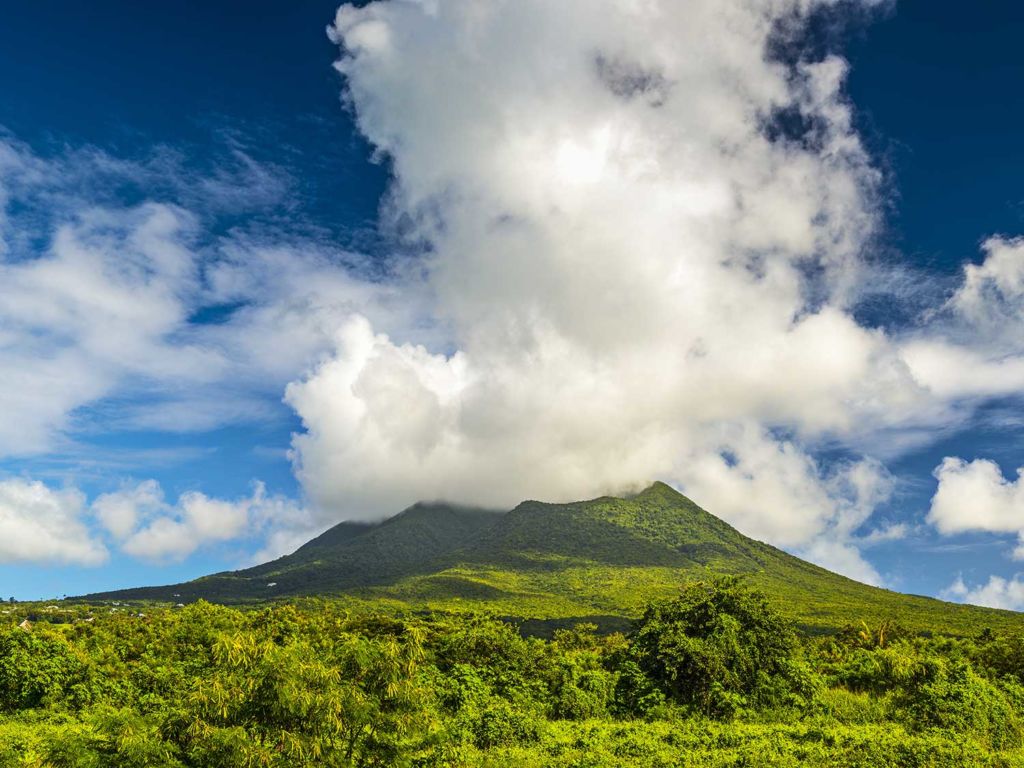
81 482 1024 636
90 502 502 603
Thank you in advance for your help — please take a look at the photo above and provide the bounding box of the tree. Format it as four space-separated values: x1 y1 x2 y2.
619 577 815 718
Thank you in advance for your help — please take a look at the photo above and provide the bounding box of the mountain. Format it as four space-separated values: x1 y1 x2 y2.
91 502 502 603
81 482 1023 636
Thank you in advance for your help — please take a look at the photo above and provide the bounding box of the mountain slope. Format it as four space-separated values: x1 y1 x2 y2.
93 502 502 603
457 482 778 569
82 482 1023 636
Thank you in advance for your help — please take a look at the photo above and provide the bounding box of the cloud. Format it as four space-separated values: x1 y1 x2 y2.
119 492 250 562
0 135 402 457
0 473 318 567
800 539 884 587
951 236 1024 326
93 479 166 540
900 341 1024 401
899 237 1024 403
858 521 908 545
199 239 412 385
675 434 895 584
279 0 916 583
95 480 316 563
0 478 107 565
942 574 1024 611
928 457 1024 557
0 203 209 454
5 0 1024 589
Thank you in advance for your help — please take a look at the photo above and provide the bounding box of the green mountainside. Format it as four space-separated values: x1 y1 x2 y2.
81 482 1023 635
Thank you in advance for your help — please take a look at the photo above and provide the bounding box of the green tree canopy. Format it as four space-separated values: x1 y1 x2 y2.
623 576 812 717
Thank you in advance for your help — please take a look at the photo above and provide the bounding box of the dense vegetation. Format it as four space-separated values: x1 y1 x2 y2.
7 578 1024 767
84 483 1024 636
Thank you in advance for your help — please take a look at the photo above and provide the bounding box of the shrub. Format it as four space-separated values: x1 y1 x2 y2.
900 658 1023 750
548 660 614 720
0 628 93 712
831 644 921 695
620 577 811 718
43 707 185 768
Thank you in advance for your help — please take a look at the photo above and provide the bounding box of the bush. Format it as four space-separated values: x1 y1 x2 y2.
900 658 1023 750
4 593 1024 766
619 577 813 718
830 644 922 695
974 630 1024 682
43 707 185 768
0 628 93 712
548 660 614 720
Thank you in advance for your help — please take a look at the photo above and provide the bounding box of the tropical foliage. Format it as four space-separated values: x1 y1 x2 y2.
4 579 1024 766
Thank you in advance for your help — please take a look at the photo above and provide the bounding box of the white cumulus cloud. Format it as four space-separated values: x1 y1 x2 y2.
0 478 107 565
952 236 1024 326
928 457 1024 558
96 480 317 563
281 0 916 583
943 574 1024 612
929 457 1024 535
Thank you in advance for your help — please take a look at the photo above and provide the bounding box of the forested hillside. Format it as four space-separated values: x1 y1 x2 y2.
84 483 1024 637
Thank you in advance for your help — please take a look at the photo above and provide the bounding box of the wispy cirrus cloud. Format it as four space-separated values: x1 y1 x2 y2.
0 133 405 457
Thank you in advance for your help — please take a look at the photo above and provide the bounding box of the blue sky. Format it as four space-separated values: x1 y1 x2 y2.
2 1 1024 607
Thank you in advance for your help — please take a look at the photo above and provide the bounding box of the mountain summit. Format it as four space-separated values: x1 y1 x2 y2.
82 483 1022 635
